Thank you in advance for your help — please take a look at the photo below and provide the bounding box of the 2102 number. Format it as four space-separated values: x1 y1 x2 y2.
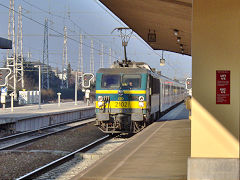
115 101 129 108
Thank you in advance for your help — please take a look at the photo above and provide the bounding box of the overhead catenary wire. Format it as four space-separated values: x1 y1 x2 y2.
3 1 134 66
0 2 119 61
21 0 119 53
0 34 121 37
1 1 187 79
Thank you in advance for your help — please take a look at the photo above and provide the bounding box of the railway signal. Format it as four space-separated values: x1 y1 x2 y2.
82 73 94 88
186 78 192 90
186 78 192 96
82 73 94 106
0 68 11 87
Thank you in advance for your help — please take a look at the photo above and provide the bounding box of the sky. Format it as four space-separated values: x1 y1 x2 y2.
0 0 192 81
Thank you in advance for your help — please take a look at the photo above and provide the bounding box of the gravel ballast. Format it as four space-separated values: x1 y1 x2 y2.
36 138 128 180
0 151 62 180
1 123 105 179
18 123 105 152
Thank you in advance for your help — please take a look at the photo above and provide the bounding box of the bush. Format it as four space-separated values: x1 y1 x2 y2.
58 88 84 100
41 89 56 103
41 88 85 103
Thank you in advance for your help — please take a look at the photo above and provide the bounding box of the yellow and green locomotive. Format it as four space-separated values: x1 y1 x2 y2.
95 61 185 133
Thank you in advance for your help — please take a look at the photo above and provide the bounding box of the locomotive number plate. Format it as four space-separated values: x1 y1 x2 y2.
114 101 129 108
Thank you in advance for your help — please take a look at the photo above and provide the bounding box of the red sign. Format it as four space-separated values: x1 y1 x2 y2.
216 70 230 104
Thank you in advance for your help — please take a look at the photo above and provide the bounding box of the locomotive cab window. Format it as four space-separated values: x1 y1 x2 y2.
101 74 121 89
122 74 141 89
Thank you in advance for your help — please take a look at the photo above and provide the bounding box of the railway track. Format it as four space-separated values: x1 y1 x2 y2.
16 135 111 180
0 117 95 150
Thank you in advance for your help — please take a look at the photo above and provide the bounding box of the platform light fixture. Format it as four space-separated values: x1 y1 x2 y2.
174 29 179 36
180 44 183 49
177 37 181 43
181 49 184 54
148 29 156 42
160 50 165 66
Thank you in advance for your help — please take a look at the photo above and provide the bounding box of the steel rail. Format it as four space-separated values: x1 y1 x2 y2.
16 135 111 180
0 118 95 150
0 114 95 142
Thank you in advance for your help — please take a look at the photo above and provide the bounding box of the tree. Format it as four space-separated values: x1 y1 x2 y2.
67 63 74 87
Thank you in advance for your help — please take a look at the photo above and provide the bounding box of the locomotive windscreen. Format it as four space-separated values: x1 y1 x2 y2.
122 74 141 88
101 74 142 89
101 74 121 88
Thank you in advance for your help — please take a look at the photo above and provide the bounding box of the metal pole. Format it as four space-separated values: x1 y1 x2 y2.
17 6 24 90
100 43 104 68
90 40 94 73
124 45 127 61
11 93 14 112
75 71 77 105
57 93 61 107
109 48 112 67
20 6 24 89
38 65 41 109
58 95 60 106
62 26 68 88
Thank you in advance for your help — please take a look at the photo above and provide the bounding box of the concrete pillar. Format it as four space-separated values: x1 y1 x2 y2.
188 0 240 179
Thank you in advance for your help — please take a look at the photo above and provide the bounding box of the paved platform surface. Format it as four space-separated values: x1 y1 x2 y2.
73 103 190 180
160 103 189 121
0 101 94 124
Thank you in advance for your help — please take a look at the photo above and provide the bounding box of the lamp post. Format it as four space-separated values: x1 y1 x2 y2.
75 71 78 105
57 92 61 107
10 92 14 112
34 65 41 109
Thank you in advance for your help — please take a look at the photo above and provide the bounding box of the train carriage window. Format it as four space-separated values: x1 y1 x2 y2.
162 83 165 96
101 74 121 89
164 84 169 96
152 78 160 94
122 74 141 89
173 86 177 95
168 85 172 96
169 85 172 95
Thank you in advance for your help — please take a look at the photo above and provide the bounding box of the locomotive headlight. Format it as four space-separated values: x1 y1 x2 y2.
139 96 144 107
139 96 144 102
118 90 123 96
98 101 103 107
98 96 103 107
139 102 144 107
98 96 103 101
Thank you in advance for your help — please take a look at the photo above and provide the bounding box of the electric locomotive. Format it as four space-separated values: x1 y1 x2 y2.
95 60 185 134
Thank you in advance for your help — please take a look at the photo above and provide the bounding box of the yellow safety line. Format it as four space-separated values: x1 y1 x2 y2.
96 101 147 109
123 90 146 94
96 90 146 94
96 90 118 94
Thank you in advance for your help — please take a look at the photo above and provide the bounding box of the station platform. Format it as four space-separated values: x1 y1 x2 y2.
0 101 94 124
0 101 95 132
73 103 190 180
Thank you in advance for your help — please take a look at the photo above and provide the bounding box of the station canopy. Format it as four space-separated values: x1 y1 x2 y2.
100 0 192 56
